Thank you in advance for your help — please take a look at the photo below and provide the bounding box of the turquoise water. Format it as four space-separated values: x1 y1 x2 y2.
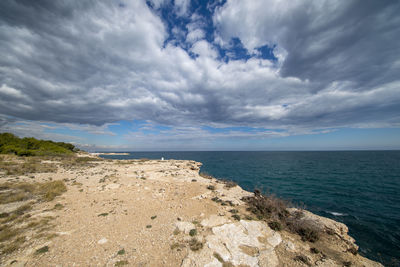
100 151 400 265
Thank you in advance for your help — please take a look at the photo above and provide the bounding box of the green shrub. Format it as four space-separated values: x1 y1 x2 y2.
268 221 283 231
207 185 216 190
189 229 197 236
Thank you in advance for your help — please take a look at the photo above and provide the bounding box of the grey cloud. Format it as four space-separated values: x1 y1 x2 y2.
0 0 399 133
214 0 400 89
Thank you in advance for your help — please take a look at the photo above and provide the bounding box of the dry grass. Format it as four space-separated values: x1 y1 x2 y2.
40 181 67 201
242 190 322 242
60 156 102 169
189 238 203 251
2 236 26 254
35 245 49 254
294 255 311 266
0 156 57 175
0 180 67 203
199 172 214 179
213 252 234 267
115 260 129 266
116 160 134 165
0 180 67 256
242 191 290 221
222 180 237 189
0 227 20 242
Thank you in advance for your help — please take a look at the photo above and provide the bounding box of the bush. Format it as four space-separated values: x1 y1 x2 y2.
221 179 237 189
294 255 311 266
242 191 289 221
286 216 321 243
268 221 283 231
207 185 216 190
189 229 197 236
199 172 214 179
189 238 203 251
242 190 321 242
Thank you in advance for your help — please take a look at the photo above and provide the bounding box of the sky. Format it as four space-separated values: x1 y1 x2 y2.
0 0 400 151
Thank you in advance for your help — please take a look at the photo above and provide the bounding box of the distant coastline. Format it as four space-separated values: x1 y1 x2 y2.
91 152 130 156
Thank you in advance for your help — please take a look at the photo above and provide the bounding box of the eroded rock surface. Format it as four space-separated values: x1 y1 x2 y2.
182 220 281 267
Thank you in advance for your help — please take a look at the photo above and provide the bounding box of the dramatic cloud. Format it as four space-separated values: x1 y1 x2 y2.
214 1 400 88
0 0 399 146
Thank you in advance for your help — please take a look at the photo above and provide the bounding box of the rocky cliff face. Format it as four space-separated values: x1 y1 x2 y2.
177 165 383 267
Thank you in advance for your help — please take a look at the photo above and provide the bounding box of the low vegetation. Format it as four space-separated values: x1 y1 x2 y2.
60 156 103 169
242 190 322 242
115 260 129 266
221 179 237 189
189 238 203 251
0 156 57 175
0 180 67 256
199 172 213 179
207 185 216 190
0 133 76 156
35 245 49 254
0 180 67 204
213 252 234 267
189 229 197 237
294 254 311 266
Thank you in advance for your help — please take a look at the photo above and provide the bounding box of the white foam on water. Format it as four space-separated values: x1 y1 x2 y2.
328 211 346 216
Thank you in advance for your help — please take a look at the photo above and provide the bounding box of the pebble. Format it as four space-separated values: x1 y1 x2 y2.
97 238 108 244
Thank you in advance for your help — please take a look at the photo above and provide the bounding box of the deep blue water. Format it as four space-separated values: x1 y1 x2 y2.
100 151 400 265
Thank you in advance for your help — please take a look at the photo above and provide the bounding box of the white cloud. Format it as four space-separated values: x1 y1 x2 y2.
186 28 205 43
0 84 28 99
174 0 190 17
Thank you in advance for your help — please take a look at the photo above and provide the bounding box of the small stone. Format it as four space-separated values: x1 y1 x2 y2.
98 238 108 244
284 240 296 252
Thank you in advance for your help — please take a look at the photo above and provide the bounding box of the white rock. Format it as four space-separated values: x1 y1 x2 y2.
182 220 281 267
204 259 223 267
284 240 296 252
267 231 282 247
97 238 108 244
258 247 279 267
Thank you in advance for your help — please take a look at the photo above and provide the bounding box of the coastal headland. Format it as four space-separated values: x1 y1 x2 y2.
0 153 383 266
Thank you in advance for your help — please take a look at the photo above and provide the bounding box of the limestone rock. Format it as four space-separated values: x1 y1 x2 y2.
97 238 108 244
201 215 230 228
283 240 296 252
181 220 281 267
288 208 356 247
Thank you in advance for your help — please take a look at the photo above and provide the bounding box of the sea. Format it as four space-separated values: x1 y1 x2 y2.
99 151 400 266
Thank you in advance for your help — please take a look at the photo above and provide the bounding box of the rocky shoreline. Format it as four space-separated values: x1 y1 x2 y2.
0 154 383 266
